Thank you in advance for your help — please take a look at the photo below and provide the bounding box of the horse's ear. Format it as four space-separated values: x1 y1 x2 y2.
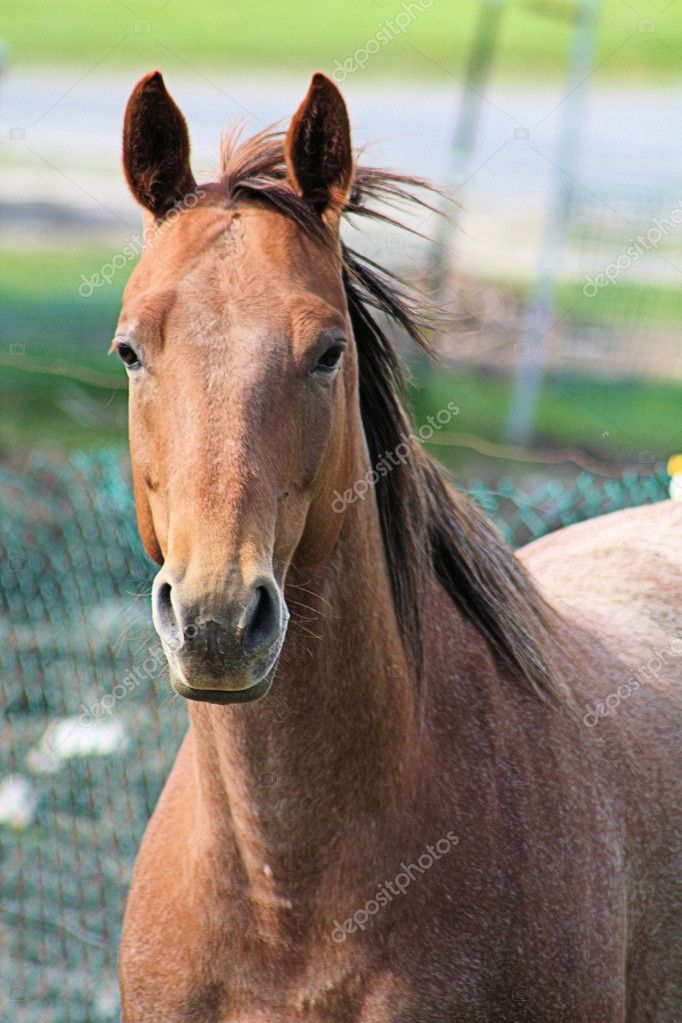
123 71 196 218
285 73 353 218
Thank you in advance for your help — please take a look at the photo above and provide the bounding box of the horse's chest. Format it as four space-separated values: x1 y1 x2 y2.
215 975 412 1023
124 960 415 1023
121 895 617 1023
169 970 476 1023
122 912 451 1023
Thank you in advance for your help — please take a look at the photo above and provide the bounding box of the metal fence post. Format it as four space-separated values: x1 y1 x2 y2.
430 0 508 299
505 0 600 445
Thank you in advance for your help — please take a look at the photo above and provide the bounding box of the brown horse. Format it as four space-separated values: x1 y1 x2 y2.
114 70 682 1022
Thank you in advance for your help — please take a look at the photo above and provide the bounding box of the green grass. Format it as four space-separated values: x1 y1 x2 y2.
0 247 126 454
411 365 682 467
3 246 682 466
0 366 127 451
557 279 682 327
480 276 682 329
2 0 682 81
1 248 127 373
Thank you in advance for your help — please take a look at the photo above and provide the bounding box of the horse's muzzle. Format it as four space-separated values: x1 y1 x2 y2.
151 570 288 703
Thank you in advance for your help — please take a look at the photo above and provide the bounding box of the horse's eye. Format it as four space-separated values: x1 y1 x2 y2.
117 342 141 369
315 343 344 375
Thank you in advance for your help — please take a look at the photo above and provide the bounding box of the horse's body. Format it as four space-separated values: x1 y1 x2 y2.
114 71 682 1021
120 500 682 1022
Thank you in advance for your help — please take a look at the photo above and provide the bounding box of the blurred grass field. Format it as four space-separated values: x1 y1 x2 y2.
3 0 682 80
3 247 681 468
3 1 682 471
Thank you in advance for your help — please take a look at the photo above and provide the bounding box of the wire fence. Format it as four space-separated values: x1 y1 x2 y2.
0 449 670 1022
561 187 682 379
444 186 682 383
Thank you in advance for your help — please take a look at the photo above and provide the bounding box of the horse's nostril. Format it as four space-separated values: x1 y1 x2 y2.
153 580 182 650
242 583 279 656
153 572 283 673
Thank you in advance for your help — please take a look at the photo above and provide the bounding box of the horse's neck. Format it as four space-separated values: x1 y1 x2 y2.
187 487 418 903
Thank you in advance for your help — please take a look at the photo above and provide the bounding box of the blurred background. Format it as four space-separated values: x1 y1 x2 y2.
2 0 682 478
0 1 680 1019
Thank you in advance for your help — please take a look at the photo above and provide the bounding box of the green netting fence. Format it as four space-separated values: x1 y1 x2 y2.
0 449 670 1022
